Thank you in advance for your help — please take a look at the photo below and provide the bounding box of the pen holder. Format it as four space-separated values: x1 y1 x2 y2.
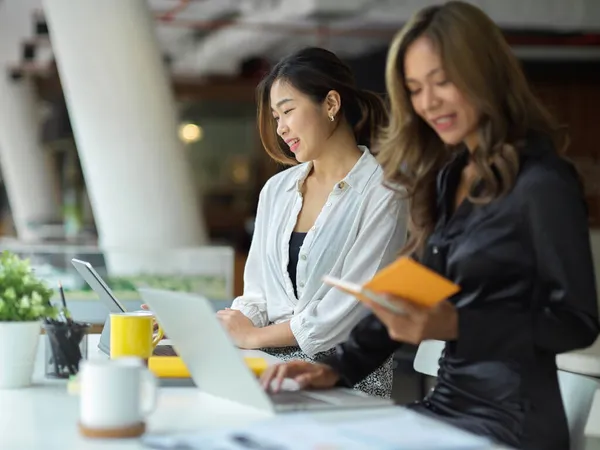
44 321 91 379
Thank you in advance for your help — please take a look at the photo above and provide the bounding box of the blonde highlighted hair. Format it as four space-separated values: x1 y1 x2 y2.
377 1 566 256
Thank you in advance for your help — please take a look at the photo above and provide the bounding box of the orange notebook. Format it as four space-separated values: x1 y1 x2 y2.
323 256 460 313
148 356 268 378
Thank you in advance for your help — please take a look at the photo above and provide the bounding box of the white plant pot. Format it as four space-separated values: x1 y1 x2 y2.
0 321 41 389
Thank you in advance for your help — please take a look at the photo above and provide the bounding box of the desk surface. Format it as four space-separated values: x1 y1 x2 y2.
0 335 505 449
585 390 600 450
586 390 600 438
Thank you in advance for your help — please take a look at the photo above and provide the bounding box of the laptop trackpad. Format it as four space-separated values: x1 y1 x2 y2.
271 388 388 410
270 390 332 406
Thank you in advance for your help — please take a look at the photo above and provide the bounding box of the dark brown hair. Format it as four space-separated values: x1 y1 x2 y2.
256 47 388 165
377 1 566 256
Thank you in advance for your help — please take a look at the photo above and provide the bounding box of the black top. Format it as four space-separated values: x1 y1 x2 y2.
288 231 307 298
323 134 600 449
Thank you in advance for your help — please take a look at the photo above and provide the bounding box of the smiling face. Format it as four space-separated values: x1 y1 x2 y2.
270 79 334 163
404 36 481 151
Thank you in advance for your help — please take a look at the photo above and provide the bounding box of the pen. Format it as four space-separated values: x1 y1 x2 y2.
58 281 70 322
231 434 284 450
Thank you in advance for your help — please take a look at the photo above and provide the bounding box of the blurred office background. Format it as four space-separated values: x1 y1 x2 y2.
0 0 599 401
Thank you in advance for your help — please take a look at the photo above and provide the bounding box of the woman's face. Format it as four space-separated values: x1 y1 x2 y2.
270 79 332 163
404 36 481 151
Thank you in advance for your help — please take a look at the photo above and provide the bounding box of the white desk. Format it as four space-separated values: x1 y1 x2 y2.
585 390 600 450
0 335 503 449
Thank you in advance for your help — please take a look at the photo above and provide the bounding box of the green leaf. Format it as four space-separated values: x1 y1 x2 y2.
0 251 60 322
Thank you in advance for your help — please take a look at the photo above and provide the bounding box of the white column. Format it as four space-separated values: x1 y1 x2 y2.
0 77 60 242
0 1 61 241
41 0 207 265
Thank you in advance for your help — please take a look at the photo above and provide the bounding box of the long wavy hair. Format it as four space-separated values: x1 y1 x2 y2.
256 47 388 165
377 1 567 256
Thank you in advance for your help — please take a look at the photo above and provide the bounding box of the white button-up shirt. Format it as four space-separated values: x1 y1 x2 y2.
231 147 408 357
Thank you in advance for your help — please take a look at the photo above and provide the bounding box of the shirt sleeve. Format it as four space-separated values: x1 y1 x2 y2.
456 158 600 359
229 185 270 328
321 312 402 387
289 193 408 357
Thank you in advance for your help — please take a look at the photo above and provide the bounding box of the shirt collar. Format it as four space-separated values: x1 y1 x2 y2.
284 146 378 194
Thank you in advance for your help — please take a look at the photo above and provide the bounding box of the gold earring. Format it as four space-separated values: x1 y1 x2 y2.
329 114 335 122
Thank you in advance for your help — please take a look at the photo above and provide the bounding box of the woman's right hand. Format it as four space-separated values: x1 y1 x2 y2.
140 304 166 337
260 360 340 393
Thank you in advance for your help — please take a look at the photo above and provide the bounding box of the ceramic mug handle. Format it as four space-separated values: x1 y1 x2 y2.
140 368 158 417
151 321 164 348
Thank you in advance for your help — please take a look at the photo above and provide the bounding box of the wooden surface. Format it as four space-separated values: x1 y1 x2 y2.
234 251 247 298
78 422 146 439
527 62 600 227
40 323 104 334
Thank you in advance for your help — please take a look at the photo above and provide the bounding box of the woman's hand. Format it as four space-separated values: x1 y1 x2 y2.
140 304 166 337
216 308 258 349
260 360 340 393
365 297 458 345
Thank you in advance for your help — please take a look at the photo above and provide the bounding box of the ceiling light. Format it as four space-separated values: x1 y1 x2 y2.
178 123 203 144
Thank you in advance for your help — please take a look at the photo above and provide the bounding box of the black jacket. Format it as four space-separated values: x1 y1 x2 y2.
323 135 600 449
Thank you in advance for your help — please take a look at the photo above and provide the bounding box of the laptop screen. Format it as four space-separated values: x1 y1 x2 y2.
71 259 127 313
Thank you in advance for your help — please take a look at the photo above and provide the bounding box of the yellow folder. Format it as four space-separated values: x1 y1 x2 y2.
323 256 460 312
148 356 269 378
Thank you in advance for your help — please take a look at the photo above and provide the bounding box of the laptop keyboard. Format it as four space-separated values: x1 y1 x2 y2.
270 390 330 406
152 345 177 356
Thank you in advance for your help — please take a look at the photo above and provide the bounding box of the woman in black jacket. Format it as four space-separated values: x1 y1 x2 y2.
259 2 600 449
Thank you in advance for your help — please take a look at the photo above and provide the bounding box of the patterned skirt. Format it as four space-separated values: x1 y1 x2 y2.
260 346 393 399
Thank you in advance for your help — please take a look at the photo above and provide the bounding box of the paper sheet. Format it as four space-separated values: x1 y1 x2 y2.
142 410 494 450
332 410 494 449
143 418 367 449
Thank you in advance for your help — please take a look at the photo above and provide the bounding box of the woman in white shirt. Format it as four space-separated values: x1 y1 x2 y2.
217 47 408 398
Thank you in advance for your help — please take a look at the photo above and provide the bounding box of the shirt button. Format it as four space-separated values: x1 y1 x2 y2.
300 254 307 260
432 246 439 254
299 282 305 288
326 202 332 207
311 226 316 231
338 181 346 189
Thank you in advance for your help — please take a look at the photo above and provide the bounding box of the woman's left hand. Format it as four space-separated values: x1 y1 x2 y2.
216 308 258 349
364 296 458 345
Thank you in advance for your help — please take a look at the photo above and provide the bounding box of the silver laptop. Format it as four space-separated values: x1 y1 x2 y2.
139 288 394 413
70 259 176 357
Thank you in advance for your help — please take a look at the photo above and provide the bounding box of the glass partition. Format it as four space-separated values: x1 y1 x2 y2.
0 239 234 303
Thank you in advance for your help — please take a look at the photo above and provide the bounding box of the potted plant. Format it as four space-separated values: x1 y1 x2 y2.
0 251 58 388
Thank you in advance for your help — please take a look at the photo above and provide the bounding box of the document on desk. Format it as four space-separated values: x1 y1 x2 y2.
332 410 494 449
142 409 493 450
143 419 367 450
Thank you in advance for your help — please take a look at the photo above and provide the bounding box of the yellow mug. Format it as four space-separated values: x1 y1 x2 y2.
110 311 164 360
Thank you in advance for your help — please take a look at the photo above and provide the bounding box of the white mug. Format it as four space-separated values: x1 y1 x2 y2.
79 357 157 430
